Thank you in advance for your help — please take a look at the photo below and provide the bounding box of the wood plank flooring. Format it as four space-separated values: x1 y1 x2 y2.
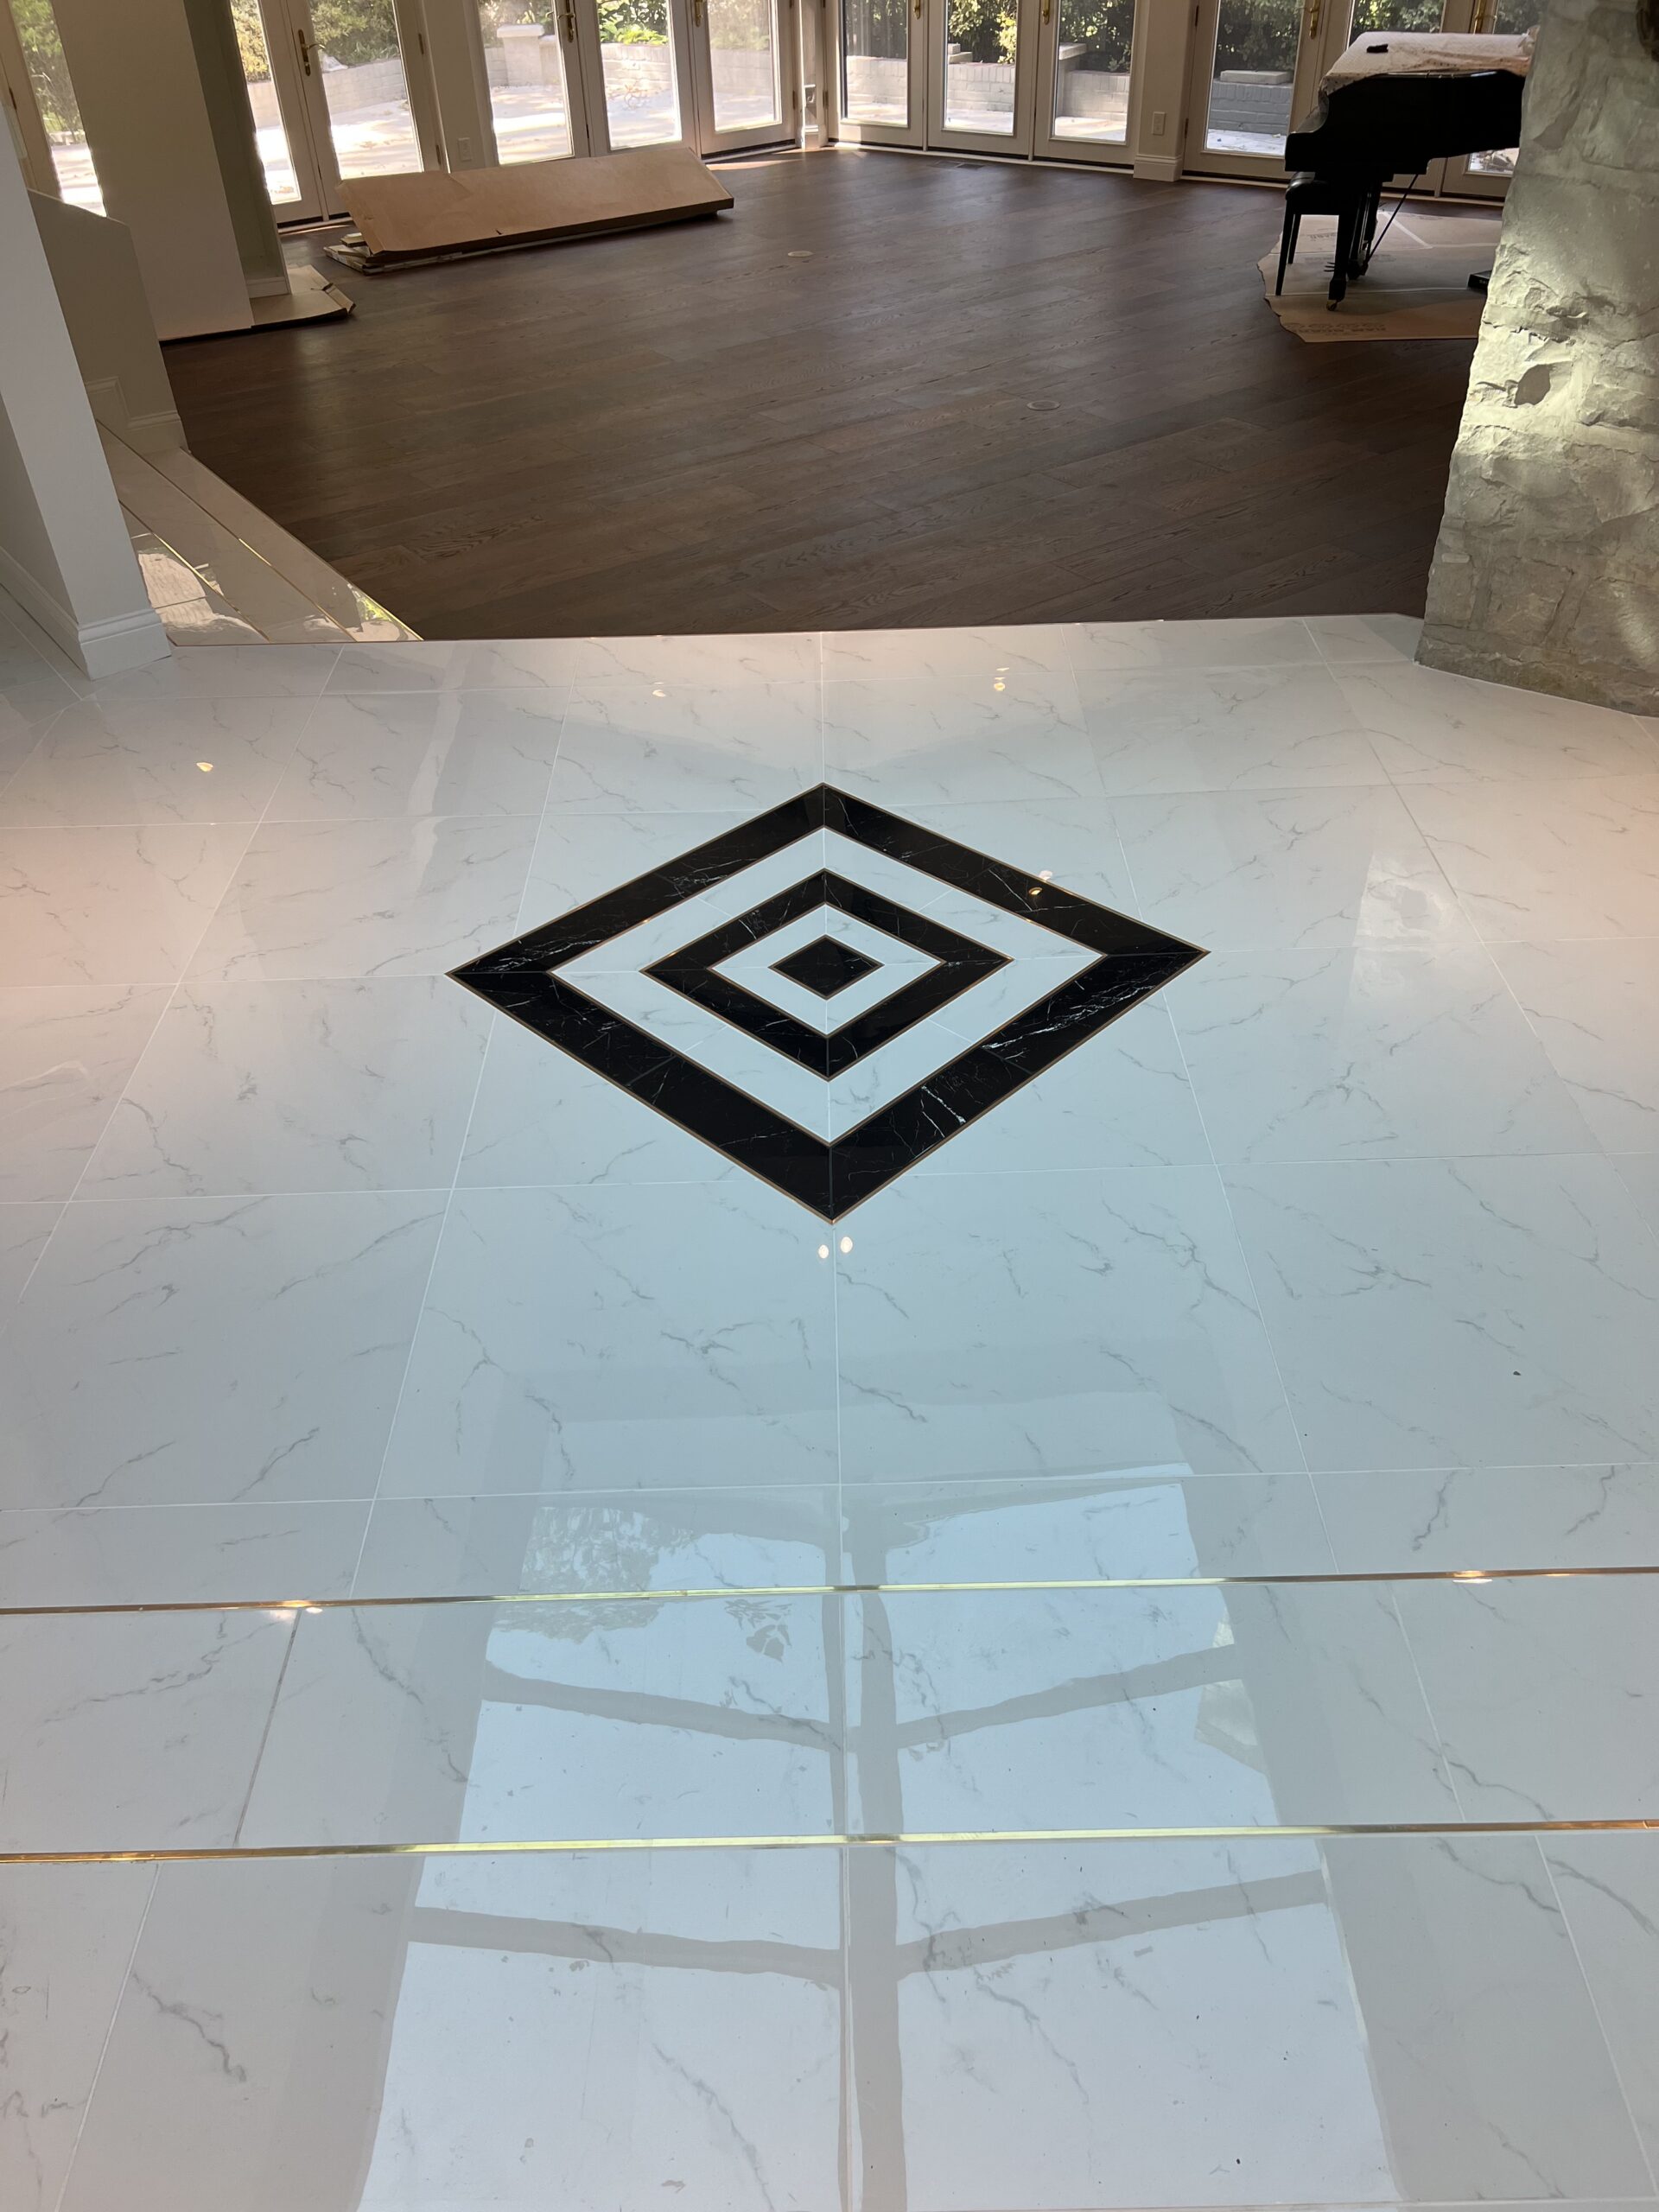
162 151 1481 639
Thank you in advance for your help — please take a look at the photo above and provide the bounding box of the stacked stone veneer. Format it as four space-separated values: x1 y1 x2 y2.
1418 0 1659 712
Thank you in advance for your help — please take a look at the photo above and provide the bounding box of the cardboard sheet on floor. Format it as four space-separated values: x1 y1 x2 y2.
329 145 733 272
1260 211 1503 341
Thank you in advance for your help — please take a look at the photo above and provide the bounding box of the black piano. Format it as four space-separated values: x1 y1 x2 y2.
1281 49 1526 304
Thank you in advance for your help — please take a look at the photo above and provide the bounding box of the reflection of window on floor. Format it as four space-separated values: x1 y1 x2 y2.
8 0 102 213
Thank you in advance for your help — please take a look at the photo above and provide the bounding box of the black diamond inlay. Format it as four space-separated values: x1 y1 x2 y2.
772 935 879 1000
452 785 1205 1219
647 870 1006 1077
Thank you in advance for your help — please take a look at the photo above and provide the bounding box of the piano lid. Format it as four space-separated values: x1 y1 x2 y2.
1319 29 1534 98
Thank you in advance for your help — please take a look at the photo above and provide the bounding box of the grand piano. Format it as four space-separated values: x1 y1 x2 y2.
1281 31 1530 305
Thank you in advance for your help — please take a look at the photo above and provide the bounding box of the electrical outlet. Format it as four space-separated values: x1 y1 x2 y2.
1152 110 1166 135
455 134 473 161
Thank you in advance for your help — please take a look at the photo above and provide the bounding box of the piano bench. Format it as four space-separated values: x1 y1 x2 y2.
1276 172 1382 301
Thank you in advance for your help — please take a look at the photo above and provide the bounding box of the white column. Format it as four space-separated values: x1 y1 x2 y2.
0 128 167 676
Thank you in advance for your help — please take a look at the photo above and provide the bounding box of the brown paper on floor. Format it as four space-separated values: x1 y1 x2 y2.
1260 212 1503 342
339 144 734 269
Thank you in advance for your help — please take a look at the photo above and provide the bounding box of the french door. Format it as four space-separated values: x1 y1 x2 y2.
831 0 1146 165
1185 0 1533 190
466 0 798 170
238 0 442 222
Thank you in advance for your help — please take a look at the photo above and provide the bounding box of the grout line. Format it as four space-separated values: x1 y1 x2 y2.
48 1858 160 2212
3 1561 1658 1619
1534 1834 1659 2200
6 1819 1659 1868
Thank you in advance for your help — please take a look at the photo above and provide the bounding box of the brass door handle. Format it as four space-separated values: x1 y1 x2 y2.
296 23 314 73
1042 0 1052 17
913 0 922 16
1306 0 1322 34
692 0 703 22
562 2 576 35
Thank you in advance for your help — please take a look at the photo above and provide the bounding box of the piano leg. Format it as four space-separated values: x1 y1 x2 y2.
1327 197 1362 308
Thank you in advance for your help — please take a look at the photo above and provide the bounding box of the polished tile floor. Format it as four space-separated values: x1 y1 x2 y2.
3 586 1659 2209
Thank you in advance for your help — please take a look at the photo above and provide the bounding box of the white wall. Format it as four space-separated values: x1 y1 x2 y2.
0 130 167 676
30 190 187 454
52 0 251 339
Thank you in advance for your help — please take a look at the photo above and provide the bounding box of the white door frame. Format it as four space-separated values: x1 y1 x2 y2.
0 4 61 195
925 0 1039 156
826 0 927 146
1030 0 1147 167
261 0 442 219
1183 0 1347 181
687 0 801 153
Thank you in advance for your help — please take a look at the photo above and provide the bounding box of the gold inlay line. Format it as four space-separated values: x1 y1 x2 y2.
4 1820 1657 1867
0 1563 1652 1618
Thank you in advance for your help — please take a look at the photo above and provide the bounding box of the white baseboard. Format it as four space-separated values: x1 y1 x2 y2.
85 377 187 457
0 543 168 677
1133 154 1181 183
245 271 290 300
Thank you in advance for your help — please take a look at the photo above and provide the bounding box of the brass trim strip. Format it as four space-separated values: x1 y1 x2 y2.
3 1821 1657 1867
2 1563 1655 1618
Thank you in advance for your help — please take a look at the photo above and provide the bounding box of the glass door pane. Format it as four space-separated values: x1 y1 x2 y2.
942 0 1017 135
7 0 101 210
231 0 302 204
1201 0 1301 161
310 0 423 178
842 0 912 125
1049 0 1133 144
476 3 576 161
599 0 683 145
1463 0 1538 178
705 0 780 130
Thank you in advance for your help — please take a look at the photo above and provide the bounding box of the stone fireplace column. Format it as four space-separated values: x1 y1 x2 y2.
1417 0 1659 713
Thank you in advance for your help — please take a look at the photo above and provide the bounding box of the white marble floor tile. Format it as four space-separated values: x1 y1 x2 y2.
1114 785 1474 949
0 1864 156 2212
0 1607 293 1850
1313 1465 1659 1571
823 669 1103 807
325 638 588 691
1302 611 1425 665
0 683 72 787
1336 662 1659 783
353 1484 839 1599
457 1006 745 1188
1398 1575 1659 1819
57 1847 843 2212
240 1592 838 1846
892 796 1141 914
67 644 338 704
822 623 1073 682
1173 945 1597 1163
910 994 1214 1172
546 678 823 812
860 1833 1649 2209
1545 1834 1659 2181
836 1166 1300 1482
0 823 255 985
1494 940 1659 1154
0 698 309 826
1067 614 1321 672
518 806 755 926
0 985 168 1200
575 630 823 684
0 1200 58 1315
1226 1155 1659 1471
840 1471 1334 1582
185 815 537 981
0 1499 368 1605
1618 1153 1659 1241
378 1181 839 1498
1081 667 1389 794
1402 773 1659 939
263 689 566 821
80 977 490 1197
849 1581 1458 1833
0 1192 444 1508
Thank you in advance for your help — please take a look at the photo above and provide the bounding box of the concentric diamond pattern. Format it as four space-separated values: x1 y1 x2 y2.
452 785 1205 1217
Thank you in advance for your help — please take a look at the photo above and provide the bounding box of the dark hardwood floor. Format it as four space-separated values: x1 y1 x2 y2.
163 151 1480 639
